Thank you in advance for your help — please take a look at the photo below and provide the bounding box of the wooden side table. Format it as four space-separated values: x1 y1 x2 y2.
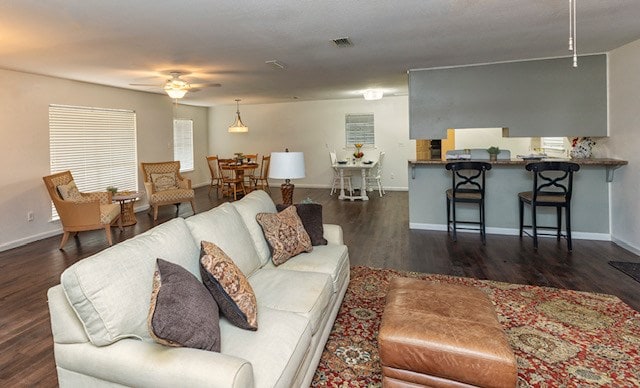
112 191 141 226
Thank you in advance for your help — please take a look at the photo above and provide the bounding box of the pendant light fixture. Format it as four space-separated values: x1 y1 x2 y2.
228 99 249 133
568 0 578 67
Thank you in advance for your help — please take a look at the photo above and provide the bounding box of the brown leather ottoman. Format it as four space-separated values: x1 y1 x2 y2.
378 277 517 388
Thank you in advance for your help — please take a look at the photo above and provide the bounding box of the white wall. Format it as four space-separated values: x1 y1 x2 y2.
0 68 208 251
609 38 640 253
208 96 414 190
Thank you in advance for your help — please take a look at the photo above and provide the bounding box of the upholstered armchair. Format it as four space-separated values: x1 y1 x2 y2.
140 161 195 220
43 170 122 249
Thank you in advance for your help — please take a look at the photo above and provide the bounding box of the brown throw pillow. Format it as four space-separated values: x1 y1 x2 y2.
150 172 178 191
148 258 221 352
276 203 328 246
200 241 258 330
256 205 313 265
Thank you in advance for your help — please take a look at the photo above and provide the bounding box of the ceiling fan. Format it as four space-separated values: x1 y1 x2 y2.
130 71 221 99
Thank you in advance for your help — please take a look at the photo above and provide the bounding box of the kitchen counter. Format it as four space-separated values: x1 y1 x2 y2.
407 158 628 238
409 158 628 182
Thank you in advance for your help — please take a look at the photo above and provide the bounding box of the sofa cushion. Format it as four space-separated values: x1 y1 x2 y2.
248 269 332 334
262 244 349 293
256 206 312 266
61 218 200 346
148 259 220 352
221 305 312 388
276 203 328 246
186 203 262 277
231 190 277 266
201 241 258 331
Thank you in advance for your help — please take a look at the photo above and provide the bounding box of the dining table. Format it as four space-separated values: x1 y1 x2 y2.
332 159 378 201
219 161 259 195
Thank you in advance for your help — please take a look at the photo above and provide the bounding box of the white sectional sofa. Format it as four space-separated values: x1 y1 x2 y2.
47 190 350 387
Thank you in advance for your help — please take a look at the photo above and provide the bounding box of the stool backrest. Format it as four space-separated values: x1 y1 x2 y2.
445 162 492 197
526 161 580 201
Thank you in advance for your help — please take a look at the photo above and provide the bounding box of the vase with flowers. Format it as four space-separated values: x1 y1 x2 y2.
570 137 595 159
353 143 364 161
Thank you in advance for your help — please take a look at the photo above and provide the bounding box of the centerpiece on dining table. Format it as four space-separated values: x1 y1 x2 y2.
353 143 364 162
233 152 245 164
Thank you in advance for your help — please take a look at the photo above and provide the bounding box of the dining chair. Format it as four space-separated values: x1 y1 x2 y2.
140 161 195 220
251 155 271 193
218 158 247 200
445 161 492 244
206 155 223 198
365 151 386 197
43 170 123 249
329 151 353 195
244 153 258 190
518 161 580 251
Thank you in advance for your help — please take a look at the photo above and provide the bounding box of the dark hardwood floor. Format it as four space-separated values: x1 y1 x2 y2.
2 187 639 386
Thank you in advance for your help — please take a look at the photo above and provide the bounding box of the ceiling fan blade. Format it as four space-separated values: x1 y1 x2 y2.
130 83 162 87
190 82 222 88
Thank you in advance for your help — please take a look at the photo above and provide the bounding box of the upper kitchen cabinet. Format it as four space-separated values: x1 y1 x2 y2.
409 55 607 139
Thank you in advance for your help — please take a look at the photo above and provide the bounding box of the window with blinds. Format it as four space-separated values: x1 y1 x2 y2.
345 113 375 146
49 104 138 218
173 119 194 172
540 137 566 151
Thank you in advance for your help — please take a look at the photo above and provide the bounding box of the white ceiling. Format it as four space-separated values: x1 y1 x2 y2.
2 0 640 106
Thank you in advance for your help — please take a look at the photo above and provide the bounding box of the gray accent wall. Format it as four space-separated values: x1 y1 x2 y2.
409 55 607 139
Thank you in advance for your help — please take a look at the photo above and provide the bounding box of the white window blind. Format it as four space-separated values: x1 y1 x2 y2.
49 104 138 218
173 119 194 172
345 113 375 146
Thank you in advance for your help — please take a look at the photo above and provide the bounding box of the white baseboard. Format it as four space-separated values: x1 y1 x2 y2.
0 228 63 252
409 222 611 241
611 237 640 255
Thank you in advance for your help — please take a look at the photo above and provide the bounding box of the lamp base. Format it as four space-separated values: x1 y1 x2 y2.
281 182 295 206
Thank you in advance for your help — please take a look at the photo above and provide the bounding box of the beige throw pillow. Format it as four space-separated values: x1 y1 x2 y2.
151 173 178 191
200 241 258 330
57 180 83 201
256 205 312 266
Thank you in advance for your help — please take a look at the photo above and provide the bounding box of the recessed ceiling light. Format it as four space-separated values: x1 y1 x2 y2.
363 89 383 100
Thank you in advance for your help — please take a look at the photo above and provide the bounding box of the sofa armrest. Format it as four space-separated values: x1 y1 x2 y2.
323 224 343 245
54 339 254 388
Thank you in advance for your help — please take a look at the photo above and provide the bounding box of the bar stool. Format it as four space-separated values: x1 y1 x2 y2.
518 161 580 251
445 162 492 244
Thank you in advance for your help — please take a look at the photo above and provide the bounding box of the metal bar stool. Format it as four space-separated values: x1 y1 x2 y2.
445 162 492 244
518 161 580 251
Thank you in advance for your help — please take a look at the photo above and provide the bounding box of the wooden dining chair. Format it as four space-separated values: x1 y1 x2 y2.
244 153 258 190
217 158 246 200
206 155 223 198
251 155 271 193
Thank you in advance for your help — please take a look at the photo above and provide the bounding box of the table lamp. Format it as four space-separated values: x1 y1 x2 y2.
269 150 305 206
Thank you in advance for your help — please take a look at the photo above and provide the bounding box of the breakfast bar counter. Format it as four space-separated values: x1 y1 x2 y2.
408 158 628 239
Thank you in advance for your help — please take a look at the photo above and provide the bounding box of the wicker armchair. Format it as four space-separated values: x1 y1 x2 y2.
140 161 195 220
42 170 122 249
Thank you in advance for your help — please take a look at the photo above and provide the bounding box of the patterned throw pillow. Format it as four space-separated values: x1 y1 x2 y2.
276 203 328 246
200 241 258 330
147 258 221 351
57 180 83 201
256 205 313 265
151 173 179 191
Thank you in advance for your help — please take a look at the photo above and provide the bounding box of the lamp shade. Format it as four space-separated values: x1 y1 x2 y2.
269 152 305 180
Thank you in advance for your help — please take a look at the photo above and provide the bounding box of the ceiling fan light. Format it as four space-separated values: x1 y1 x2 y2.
228 99 249 133
363 89 383 100
165 87 187 99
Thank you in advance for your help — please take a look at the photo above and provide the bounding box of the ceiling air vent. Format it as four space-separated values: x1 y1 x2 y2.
332 37 352 48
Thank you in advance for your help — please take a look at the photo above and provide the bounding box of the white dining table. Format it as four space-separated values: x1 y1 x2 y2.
332 160 378 201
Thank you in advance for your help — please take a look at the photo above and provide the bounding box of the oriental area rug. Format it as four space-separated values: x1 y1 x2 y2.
311 266 640 387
